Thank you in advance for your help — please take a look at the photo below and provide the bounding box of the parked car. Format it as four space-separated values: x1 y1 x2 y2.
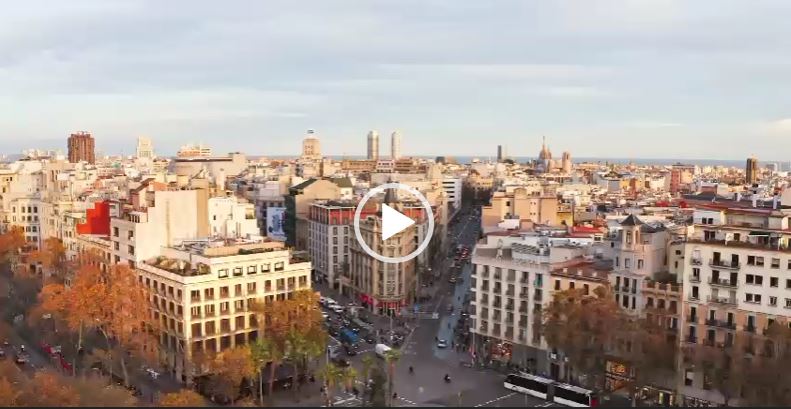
437 339 448 348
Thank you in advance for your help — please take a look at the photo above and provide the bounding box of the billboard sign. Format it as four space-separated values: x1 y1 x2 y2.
266 207 286 240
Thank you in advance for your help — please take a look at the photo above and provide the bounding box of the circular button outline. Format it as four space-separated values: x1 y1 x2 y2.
353 183 435 264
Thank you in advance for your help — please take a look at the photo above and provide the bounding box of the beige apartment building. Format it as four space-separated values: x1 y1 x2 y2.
481 188 559 232
470 231 609 378
679 204 791 406
285 178 341 250
348 199 417 315
136 238 312 384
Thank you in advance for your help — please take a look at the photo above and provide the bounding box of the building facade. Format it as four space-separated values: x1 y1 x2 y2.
67 132 96 164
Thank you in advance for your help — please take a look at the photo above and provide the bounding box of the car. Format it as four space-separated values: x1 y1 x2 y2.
330 304 345 314
364 334 376 344
331 357 350 367
437 339 448 348
448 277 457 283
14 352 29 365
344 344 358 356
321 312 330 319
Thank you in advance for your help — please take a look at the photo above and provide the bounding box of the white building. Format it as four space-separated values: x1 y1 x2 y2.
207 196 259 238
137 238 312 384
136 136 154 159
391 131 401 160
367 130 379 160
442 177 462 211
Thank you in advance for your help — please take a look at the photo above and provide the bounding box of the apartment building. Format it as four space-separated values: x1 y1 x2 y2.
442 177 462 212
207 195 258 238
679 204 791 405
284 178 341 250
348 200 417 315
481 187 559 232
307 200 372 291
607 214 670 315
470 231 608 377
136 238 311 384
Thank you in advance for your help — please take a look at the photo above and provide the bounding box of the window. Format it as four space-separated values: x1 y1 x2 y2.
770 296 777 306
748 255 756 265
247 282 257 294
788 260 791 270
675 250 682 255
247 266 257 274
771 277 779 287
625 258 632 269
128 245 134 255
218 269 229 278
756 257 765 267
274 262 284 271
772 258 781 268
637 259 644 269
261 263 271 273
554 280 560 291
583 284 589 295
787 279 791 289
233 267 243 277
113 227 119 237
615 258 619 268
786 298 791 308
746 274 763 285
114 241 119 251
745 293 761 304
569 282 575 290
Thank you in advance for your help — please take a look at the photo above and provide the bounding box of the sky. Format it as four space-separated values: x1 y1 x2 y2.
1 0 791 160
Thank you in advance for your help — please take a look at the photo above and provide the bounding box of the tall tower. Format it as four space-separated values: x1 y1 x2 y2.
367 130 379 160
390 131 401 160
561 151 572 173
302 129 321 160
746 157 759 184
136 136 154 159
497 145 503 162
67 131 95 164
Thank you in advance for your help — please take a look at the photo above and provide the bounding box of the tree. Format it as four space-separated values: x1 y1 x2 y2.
0 226 24 264
207 346 256 405
319 362 344 406
96 263 159 387
27 237 68 283
367 365 388 407
360 354 376 406
18 370 80 407
542 287 625 391
0 377 20 407
383 349 401 406
158 389 207 407
251 337 284 402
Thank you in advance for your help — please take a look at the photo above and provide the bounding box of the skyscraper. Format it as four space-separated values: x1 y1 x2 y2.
746 157 759 184
136 136 154 159
390 131 401 160
497 145 503 162
367 130 379 160
67 131 95 164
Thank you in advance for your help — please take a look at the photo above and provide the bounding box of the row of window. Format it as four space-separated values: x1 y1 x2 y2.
217 262 285 278
12 206 38 214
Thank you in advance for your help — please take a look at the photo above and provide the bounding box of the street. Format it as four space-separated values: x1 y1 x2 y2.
314 206 557 407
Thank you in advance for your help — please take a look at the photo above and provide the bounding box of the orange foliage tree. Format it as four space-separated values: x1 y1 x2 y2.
207 346 256 405
0 226 25 264
158 389 207 407
27 237 69 283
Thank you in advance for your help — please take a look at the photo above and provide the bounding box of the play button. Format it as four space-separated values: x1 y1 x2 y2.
353 182 435 264
381 203 416 241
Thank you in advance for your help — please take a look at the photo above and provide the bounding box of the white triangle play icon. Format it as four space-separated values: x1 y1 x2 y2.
381 203 415 241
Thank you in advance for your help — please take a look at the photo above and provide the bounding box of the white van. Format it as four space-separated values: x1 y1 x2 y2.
374 343 392 358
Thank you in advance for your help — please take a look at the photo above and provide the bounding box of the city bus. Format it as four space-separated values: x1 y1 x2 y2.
503 373 553 400
552 383 598 407
504 373 598 407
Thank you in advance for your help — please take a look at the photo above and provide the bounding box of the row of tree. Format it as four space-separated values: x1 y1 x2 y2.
542 287 791 406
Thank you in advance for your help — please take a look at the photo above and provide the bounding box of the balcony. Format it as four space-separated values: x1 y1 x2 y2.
705 319 736 330
707 296 737 306
691 258 703 266
688 295 700 302
708 278 737 288
506 289 515 296
689 275 701 283
745 325 757 333
710 259 740 270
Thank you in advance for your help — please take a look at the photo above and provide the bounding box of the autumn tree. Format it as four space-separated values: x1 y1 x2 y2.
542 287 626 391
207 346 256 405
17 370 80 407
27 237 68 283
0 226 24 265
158 389 207 407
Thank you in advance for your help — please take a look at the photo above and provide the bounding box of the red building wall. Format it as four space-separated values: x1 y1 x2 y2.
76 201 111 235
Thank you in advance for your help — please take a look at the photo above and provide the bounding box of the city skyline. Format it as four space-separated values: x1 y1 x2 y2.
2 1 791 159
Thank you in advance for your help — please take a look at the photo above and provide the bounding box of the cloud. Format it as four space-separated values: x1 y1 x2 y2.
623 121 684 129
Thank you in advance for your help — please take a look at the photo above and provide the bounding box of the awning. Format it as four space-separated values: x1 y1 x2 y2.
749 231 770 236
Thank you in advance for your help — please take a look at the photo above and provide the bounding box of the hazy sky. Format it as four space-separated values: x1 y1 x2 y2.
2 0 791 160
